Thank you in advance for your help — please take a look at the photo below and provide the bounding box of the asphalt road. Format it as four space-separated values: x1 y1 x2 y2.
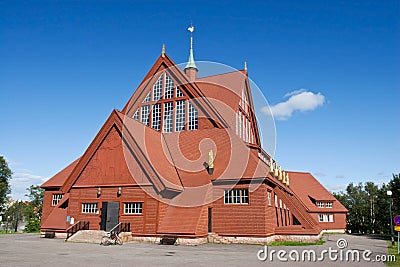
0 233 394 267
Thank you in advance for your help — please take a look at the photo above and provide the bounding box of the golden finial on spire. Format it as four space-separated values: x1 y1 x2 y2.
162 43 165 57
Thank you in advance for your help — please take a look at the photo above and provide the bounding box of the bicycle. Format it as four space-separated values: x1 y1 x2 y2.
100 232 123 246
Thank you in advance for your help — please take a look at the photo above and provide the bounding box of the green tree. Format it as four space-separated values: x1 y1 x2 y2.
344 183 370 234
0 156 12 214
333 177 398 236
5 200 26 232
364 182 379 234
375 183 391 235
389 173 400 217
24 185 44 232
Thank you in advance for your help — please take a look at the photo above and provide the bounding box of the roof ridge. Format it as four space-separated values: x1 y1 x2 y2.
197 69 246 80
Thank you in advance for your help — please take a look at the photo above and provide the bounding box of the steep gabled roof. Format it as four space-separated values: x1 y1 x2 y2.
59 110 125 192
58 109 183 194
121 53 228 128
197 70 261 146
41 158 80 188
288 171 348 213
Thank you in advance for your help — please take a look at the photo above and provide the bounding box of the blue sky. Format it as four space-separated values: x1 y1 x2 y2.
1 0 399 200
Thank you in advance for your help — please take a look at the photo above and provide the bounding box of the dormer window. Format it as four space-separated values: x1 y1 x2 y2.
317 201 324 208
326 202 332 208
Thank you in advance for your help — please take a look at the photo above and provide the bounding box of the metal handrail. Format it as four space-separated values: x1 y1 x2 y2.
66 220 89 240
109 222 130 236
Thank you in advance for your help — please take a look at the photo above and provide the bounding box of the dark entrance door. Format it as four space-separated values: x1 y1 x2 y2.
208 207 212 233
100 202 120 231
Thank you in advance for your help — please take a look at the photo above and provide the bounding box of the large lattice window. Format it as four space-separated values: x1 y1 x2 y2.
163 102 173 133
133 109 139 120
152 104 161 131
188 101 198 130
143 92 151 103
153 75 163 101
176 87 184 97
141 105 150 126
164 74 174 99
175 100 186 131
135 72 200 132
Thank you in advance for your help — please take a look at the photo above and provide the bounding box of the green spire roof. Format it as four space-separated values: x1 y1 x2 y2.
185 36 198 70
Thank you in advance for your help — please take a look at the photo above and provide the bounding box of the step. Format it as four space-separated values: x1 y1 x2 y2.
66 230 107 243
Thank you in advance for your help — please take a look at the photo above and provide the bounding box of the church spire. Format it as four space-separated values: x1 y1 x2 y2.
184 25 198 81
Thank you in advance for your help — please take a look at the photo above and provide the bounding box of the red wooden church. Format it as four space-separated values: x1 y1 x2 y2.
40 34 347 243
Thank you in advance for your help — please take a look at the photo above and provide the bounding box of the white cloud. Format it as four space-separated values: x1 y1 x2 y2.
262 89 325 120
283 88 307 98
10 171 46 200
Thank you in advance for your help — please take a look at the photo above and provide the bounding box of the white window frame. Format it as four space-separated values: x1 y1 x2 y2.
133 109 139 120
164 74 174 99
188 101 198 130
124 202 143 214
317 201 325 208
326 202 333 208
267 191 272 206
152 104 161 131
141 105 150 126
52 194 63 206
224 189 249 204
176 86 184 97
163 102 173 133
82 203 98 214
318 213 334 222
143 92 151 103
175 100 186 132
153 75 163 101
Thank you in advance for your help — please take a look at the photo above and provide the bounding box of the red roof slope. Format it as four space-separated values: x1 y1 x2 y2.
40 205 67 230
41 158 80 188
288 171 348 213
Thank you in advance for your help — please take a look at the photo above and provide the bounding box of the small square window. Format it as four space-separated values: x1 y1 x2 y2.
52 194 63 206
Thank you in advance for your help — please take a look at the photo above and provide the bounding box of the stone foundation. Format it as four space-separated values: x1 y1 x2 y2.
40 231 67 239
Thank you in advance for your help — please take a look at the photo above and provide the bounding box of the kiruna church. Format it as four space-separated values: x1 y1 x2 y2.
40 31 347 244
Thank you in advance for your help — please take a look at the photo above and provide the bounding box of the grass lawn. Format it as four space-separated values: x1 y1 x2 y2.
385 242 399 267
0 230 22 234
267 238 325 246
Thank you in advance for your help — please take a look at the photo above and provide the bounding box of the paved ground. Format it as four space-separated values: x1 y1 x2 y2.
0 233 395 267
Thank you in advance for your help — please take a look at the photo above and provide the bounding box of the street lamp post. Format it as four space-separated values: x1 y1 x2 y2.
387 190 395 246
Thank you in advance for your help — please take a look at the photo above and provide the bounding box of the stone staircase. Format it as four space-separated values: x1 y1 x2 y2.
66 230 133 243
